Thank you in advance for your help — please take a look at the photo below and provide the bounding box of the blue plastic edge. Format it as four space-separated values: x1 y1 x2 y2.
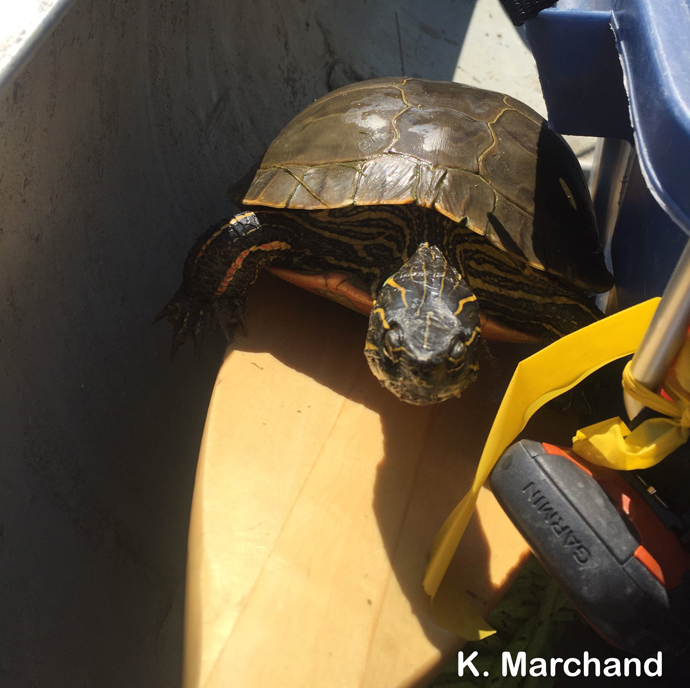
530 0 690 236
526 7 632 140
611 0 690 236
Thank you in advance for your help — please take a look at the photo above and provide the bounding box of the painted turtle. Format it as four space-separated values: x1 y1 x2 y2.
158 77 612 405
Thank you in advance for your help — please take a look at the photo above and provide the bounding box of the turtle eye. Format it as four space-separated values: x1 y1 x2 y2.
384 325 404 358
448 336 467 361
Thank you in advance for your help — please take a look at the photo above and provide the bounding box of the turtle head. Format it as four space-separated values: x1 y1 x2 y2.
365 244 481 405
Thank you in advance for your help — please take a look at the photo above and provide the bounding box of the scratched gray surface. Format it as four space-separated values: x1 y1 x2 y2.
0 1 477 685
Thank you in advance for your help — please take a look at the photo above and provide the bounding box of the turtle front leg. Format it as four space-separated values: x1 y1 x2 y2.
156 211 292 359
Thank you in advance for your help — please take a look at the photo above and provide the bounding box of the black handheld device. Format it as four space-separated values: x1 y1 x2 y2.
490 439 690 656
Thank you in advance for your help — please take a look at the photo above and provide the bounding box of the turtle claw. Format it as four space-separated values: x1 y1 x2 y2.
234 299 248 336
212 303 235 343
218 319 235 344
156 289 213 360
153 301 175 325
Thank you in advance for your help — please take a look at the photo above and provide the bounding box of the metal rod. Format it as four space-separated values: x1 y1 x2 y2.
625 236 690 420
589 138 634 313
590 139 633 265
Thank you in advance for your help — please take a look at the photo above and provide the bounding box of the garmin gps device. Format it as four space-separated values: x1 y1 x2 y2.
490 439 690 656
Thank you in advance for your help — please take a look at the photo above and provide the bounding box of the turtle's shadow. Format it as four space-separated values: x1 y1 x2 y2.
232 273 580 653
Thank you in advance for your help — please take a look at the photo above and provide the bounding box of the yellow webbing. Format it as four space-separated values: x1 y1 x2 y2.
424 298 662 639
572 359 690 470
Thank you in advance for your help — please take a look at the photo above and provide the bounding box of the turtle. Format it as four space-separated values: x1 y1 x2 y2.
157 77 613 405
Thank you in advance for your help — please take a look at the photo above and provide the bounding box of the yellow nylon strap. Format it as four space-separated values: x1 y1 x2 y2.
423 298 660 640
572 354 690 470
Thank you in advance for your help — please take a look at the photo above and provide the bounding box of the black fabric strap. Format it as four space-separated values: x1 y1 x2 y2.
499 0 558 26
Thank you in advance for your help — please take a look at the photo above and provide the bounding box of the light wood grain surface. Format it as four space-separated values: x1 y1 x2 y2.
183 275 578 688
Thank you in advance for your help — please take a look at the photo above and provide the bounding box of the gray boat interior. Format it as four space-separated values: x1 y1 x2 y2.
0 1 484 685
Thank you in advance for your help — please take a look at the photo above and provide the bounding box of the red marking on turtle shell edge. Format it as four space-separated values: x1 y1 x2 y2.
479 315 541 343
267 268 541 343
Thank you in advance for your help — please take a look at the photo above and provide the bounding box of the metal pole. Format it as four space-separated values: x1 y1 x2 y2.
625 236 690 420
589 139 633 265
588 138 634 313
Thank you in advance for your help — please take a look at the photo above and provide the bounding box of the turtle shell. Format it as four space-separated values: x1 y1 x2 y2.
243 77 612 292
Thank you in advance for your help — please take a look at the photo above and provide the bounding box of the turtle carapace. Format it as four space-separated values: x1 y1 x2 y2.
158 78 612 405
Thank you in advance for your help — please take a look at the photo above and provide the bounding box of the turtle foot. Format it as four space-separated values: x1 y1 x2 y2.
154 290 245 361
